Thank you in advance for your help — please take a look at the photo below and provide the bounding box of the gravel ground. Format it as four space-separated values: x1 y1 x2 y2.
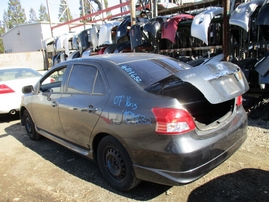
0 114 268 202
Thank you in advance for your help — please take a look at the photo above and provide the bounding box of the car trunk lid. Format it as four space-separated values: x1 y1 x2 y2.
173 61 249 104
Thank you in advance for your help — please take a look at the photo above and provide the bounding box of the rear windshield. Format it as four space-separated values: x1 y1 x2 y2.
119 58 191 88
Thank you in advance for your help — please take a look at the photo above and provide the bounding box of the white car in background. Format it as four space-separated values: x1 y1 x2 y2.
0 67 47 115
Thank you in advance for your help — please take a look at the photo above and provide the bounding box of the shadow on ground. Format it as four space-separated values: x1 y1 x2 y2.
0 113 20 123
188 168 269 202
3 119 171 200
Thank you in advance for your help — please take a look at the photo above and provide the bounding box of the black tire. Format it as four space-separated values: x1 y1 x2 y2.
97 136 140 191
23 110 41 140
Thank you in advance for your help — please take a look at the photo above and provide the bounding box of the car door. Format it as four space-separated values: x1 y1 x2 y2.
31 65 68 139
58 63 109 148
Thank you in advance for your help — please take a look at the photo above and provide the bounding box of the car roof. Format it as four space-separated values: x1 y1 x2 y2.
72 53 171 65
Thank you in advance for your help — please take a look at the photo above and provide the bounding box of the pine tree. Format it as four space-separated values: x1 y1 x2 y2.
0 38 4 53
103 0 110 16
6 0 27 29
79 0 92 22
79 0 109 21
0 26 5 53
79 0 91 16
2 10 9 32
29 8 38 23
38 3 50 22
58 0 73 22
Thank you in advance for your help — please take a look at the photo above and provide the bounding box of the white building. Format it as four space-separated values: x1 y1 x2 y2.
2 22 90 53
1 22 91 70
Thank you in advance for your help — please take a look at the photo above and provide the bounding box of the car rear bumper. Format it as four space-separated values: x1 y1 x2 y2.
0 94 20 114
133 108 248 186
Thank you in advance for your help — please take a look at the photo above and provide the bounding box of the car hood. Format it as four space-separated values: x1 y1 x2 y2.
116 17 131 43
90 26 99 51
129 22 146 50
255 54 269 76
191 7 223 45
161 14 194 44
257 0 269 25
56 33 74 56
174 61 249 104
229 0 264 32
144 17 167 39
98 21 121 46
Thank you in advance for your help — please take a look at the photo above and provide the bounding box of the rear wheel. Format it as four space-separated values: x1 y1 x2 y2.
23 110 41 140
97 136 140 191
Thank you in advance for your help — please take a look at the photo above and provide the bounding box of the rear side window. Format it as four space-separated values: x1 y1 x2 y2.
67 64 105 94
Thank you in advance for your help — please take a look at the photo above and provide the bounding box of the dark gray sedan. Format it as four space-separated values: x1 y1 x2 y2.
20 53 249 191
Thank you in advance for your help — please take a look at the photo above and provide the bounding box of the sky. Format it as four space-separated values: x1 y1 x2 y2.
0 0 119 22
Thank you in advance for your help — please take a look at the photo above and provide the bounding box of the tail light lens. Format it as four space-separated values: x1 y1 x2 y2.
0 84 15 94
152 108 196 135
236 95 243 106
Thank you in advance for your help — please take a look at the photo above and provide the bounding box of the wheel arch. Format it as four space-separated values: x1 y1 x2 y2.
91 132 133 164
20 106 27 126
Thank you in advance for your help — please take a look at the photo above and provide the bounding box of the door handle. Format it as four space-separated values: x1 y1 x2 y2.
81 105 97 113
51 101 58 107
88 105 97 113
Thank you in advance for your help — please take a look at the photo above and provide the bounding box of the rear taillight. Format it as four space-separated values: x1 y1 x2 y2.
0 84 15 94
152 108 196 135
236 95 243 106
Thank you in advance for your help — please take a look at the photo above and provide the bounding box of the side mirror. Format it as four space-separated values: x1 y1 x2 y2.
22 85 34 94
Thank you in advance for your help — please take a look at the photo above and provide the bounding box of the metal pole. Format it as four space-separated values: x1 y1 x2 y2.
130 0 136 52
46 0 53 37
154 0 158 17
222 0 230 61
130 0 136 26
81 0 86 29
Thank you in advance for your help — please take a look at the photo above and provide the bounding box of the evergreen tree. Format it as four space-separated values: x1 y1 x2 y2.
6 0 27 29
103 0 110 16
38 3 50 22
29 8 38 23
0 27 5 53
58 0 73 22
104 0 108 10
79 0 109 21
79 0 92 22
0 38 4 53
2 10 9 32
79 0 91 16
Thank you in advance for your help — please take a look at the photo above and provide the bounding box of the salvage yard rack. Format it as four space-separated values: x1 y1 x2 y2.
47 0 269 94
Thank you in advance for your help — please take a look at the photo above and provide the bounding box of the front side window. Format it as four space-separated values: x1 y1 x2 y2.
40 66 67 93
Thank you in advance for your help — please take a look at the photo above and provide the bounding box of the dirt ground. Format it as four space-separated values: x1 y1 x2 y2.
0 114 268 202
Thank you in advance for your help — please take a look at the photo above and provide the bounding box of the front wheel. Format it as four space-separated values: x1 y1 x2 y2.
97 136 140 191
23 110 41 140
